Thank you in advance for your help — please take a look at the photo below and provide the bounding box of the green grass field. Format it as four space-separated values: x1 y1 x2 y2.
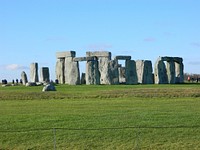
0 84 200 149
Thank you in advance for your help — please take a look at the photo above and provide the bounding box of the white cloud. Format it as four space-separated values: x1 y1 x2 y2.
3 64 29 70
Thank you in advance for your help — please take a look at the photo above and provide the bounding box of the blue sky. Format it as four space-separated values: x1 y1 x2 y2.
1 0 200 81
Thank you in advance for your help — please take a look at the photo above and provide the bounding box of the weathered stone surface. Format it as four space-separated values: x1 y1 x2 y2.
98 57 111 84
125 60 138 84
56 58 65 84
108 60 119 84
73 56 97 62
21 71 28 85
40 67 50 82
166 61 176 84
114 56 131 60
86 60 100 85
65 57 80 85
86 51 112 84
73 57 87 62
86 51 111 59
81 73 86 84
30 63 39 83
154 60 168 84
136 60 153 84
118 67 126 84
56 51 76 59
175 62 184 83
143 61 154 84
155 56 184 84
42 83 56 92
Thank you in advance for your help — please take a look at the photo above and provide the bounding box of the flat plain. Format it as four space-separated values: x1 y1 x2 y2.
0 84 200 149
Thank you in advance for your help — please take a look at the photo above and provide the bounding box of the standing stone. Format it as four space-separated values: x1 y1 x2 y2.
65 57 80 85
118 66 126 84
143 60 153 84
109 60 119 84
98 57 111 84
30 63 39 83
81 73 86 84
166 60 176 84
86 60 100 85
125 60 138 84
21 71 28 85
136 60 153 84
40 67 50 83
56 58 65 84
175 61 184 83
154 59 168 84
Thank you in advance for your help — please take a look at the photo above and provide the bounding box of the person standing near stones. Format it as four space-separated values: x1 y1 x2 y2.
187 76 191 82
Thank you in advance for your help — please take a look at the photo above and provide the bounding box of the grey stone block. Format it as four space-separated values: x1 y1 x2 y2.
30 63 39 83
114 56 131 60
56 51 76 59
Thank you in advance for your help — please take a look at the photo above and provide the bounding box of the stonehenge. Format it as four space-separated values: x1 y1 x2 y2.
55 51 184 85
0 51 184 86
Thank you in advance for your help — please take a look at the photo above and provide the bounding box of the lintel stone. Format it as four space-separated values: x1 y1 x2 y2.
86 51 111 58
173 57 183 63
114 56 131 60
56 51 76 59
73 56 97 62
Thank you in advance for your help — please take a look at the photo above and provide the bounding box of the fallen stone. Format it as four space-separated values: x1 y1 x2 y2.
42 84 56 92
36 82 43 86
26 82 37 86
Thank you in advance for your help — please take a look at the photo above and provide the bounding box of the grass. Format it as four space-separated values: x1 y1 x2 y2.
0 84 200 149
